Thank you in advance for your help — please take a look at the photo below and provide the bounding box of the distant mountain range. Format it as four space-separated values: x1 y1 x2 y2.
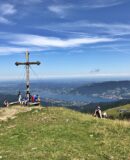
1 80 130 111
71 81 130 100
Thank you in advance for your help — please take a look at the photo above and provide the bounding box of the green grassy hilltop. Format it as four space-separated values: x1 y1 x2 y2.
106 104 130 119
0 106 130 160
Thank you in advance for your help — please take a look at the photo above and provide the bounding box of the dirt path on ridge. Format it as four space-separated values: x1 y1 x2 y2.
0 105 40 121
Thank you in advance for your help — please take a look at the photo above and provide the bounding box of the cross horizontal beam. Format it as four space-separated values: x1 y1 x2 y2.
15 61 40 66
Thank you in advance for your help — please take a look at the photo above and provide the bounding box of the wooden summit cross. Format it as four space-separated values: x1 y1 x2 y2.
15 51 40 99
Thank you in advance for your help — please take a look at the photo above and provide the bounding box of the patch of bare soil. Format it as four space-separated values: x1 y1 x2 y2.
0 105 41 121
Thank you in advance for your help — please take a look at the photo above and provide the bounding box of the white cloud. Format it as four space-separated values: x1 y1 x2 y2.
47 0 127 20
0 47 26 55
0 32 116 55
0 3 16 16
48 0 126 16
48 5 72 17
0 3 16 24
83 22 130 36
13 0 42 5
48 5 64 14
0 16 11 24
0 46 46 55
23 0 42 3
9 34 115 48
40 21 130 36
90 69 101 74
83 0 125 9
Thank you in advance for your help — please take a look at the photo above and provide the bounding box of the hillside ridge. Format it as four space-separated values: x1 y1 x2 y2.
0 106 130 159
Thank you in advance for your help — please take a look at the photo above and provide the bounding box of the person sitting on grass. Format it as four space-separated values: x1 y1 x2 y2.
94 106 102 118
22 96 29 106
37 95 41 103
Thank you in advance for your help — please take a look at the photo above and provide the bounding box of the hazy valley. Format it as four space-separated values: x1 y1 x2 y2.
1 79 130 113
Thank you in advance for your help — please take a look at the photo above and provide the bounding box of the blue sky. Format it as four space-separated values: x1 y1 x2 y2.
0 0 130 80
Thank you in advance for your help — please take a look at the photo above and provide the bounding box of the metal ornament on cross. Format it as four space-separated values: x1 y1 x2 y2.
15 50 40 100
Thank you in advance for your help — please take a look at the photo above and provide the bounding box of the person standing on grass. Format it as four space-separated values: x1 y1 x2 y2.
94 106 102 118
3 99 9 107
18 91 22 104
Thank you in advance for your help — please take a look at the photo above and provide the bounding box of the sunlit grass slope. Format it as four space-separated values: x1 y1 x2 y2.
106 104 130 119
0 106 130 160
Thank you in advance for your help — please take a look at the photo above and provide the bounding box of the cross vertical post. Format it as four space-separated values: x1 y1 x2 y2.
26 51 30 99
15 51 41 101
